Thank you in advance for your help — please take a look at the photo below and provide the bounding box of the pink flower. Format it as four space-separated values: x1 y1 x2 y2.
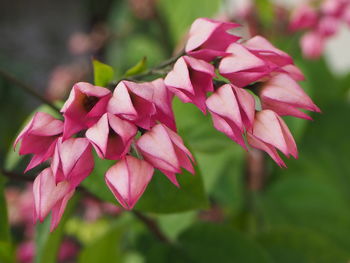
289 4 318 31
151 78 177 131
105 156 154 209
185 18 240 61
247 110 298 167
164 56 215 113
206 84 255 148
259 73 321 120
107 80 156 130
244 36 293 68
51 137 94 187
61 82 111 139
317 16 339 37
86 113 137 160
321 0 348 17
300 31 325 59
14 112 63 172
17 241 34 263
33 167 74 231
136 124 194 186
219 43 268 87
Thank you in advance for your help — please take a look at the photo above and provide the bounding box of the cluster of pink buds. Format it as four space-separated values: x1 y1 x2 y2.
15 17 319 230
289 0 350 59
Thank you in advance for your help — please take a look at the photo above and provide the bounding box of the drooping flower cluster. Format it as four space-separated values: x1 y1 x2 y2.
289 0 350 59
15 17 319 230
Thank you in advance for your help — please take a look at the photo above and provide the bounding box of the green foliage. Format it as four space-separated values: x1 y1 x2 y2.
158 0 221 43
78 221 126 263
81 155 118 204
124 57 148 77
35 195 79 263
178 223 273 263
0 176 14 263
93 59 115 87
258 226 350 263
135 168 208 213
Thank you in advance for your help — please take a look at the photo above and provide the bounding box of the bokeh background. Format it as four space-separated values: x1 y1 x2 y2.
1 0 350 262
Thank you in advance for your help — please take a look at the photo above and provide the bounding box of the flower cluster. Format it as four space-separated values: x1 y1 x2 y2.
15 17 319 230
290 0 350 59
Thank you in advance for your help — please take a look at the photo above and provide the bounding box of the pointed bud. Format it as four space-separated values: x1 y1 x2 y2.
136 124 194 186
105 156 154 209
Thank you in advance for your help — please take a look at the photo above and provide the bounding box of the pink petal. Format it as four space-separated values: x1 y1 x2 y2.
137 124 180 174
300 32 325 59
105 156 154 209
219 43 268 87
260 73 320 116
247 133 286 167
244 35 293 67
151 78 177 131
33 168 70 222
50 190 74 231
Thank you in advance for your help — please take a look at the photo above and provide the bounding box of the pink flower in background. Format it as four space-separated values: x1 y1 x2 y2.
259 73 321 120
61 82 111 139
107 80 156 130
14 112 63 172
51 137 94 187
137 124 194 186
86 113 137 160
219 43 268 87
248 110 298 167
151 78 177 131
290 0 350 59
33 168 74 231
165 56 215 112
289 4 318 31
206 84 255 148
105 156 154 210
300 31 325 59
185 18 240 61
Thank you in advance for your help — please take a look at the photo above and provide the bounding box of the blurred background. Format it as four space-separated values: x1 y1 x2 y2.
1 0 350 262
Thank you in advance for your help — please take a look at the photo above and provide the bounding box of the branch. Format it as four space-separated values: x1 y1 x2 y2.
132 210 171 244
0 69 60 113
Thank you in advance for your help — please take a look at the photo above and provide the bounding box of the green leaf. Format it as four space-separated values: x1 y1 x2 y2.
93 59 114 87
158 0 221 43
124 57 148 77
135 165 209 213
0 175 15 263
35 194 79 263
258 226 350 263
78 220 126 263
178 223 273 263
81 155 118 204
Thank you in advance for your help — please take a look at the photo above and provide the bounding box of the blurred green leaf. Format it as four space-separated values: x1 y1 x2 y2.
258 226 350 263
158 0 221 43
78 220 127 263
93 59 115 87
135 166 209 213
124 57 148 77
178 222 273 263
0 175 14 263
35 195 78 263
81 155 118 204
255 0 274 27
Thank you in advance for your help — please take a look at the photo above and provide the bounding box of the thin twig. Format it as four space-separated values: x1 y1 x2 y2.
0 168 35 182
132 210 171 244
0 69 60 113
